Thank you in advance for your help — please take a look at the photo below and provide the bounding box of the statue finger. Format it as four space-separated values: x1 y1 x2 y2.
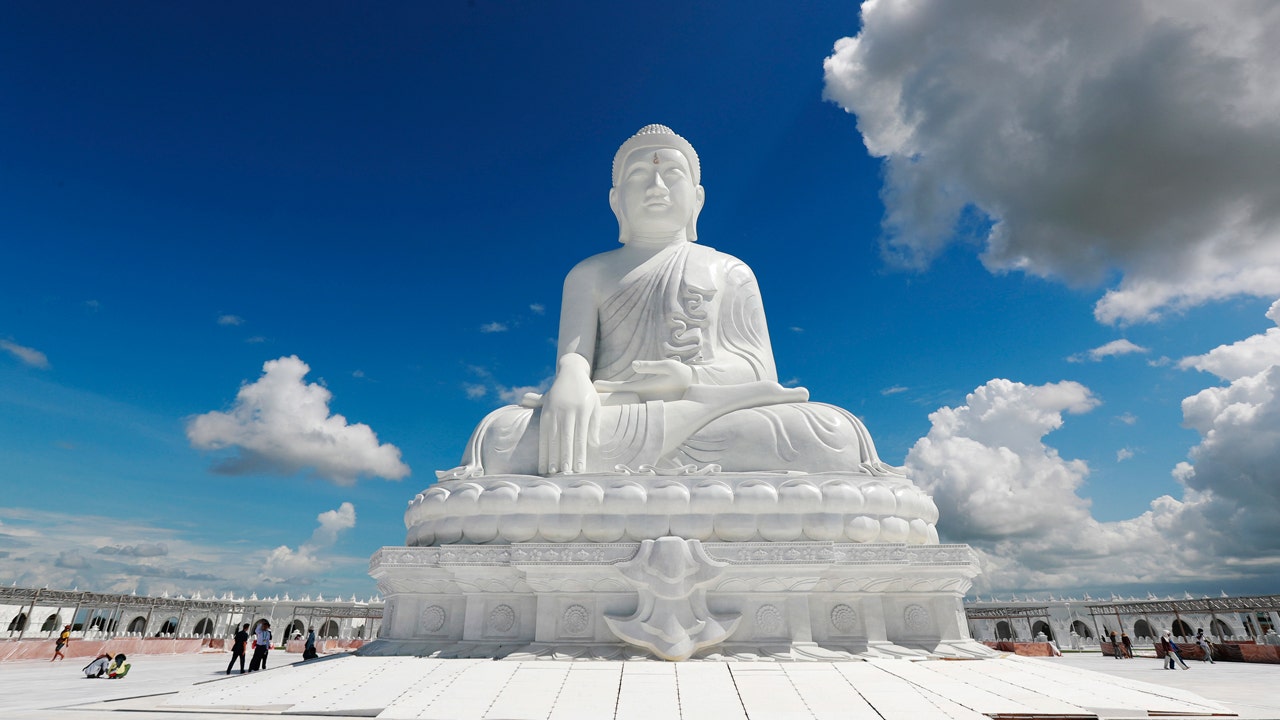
538 411 554 475
592 379 630 392
631 360 671 376
572 411 589 473
559 413 577 475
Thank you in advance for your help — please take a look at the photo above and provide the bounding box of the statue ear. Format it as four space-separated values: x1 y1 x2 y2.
687 185 705 242
609 187 627 244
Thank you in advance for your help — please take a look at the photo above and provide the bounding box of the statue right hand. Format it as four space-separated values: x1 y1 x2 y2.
538 354 600 475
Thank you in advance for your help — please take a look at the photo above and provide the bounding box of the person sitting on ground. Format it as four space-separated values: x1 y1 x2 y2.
82 653 126 678
83 653 113 678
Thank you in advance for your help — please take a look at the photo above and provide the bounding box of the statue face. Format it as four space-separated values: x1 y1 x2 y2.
615 147 702 237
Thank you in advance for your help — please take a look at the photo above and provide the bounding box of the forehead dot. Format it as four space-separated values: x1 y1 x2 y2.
652 152 659 164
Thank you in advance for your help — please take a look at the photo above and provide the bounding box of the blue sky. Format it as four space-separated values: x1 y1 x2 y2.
3 1 1280 600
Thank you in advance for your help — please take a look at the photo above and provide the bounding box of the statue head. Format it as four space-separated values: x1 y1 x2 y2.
610 124 705 244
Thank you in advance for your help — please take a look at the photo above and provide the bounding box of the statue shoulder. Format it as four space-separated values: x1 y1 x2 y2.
690 244 757 284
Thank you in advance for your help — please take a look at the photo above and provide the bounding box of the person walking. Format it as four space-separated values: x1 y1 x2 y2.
51 624 71 661
1110 631 1123 659
226 623 250 674
1162 632 1190 669
302 627 318 660
247 621 272 672
1195 628 1215 663
1121 632 1133 659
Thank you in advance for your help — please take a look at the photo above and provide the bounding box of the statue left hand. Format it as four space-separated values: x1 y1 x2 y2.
593 359 694 399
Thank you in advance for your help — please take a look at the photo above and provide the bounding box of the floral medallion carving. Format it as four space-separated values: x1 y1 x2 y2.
754 604 784 636
830 603 859 634
904 604 931 633
488 604 517 634
562 604 591 635
420 605 447 633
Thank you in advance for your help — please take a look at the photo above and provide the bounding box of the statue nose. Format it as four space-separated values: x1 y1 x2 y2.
646 172 669 196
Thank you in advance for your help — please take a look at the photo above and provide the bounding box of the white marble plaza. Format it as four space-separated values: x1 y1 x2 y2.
0 652 1255 720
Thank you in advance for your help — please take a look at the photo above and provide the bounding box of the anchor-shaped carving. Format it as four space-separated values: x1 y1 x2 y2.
604 536 739 660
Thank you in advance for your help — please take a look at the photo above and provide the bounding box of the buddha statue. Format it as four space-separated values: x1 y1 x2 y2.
412 125 939 547
445 124 899 479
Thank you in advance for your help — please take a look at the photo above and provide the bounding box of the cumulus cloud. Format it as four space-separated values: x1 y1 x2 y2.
908 379 1099 540
186 356 410 484
1 340 50 369
824 1 1280 325
480 322 508 333
910 359 1280 591
1172 301 1280 555
217 314 244 326
260 503 356 585
1068 339 1150 363
1178 299 1280 380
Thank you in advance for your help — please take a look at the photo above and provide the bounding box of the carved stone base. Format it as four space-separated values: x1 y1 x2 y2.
364 539 994 661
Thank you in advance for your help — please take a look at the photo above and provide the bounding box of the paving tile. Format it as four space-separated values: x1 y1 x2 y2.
780 664 885 720
729 665 813 719
998 656 1229 715
486 664 571 720
870 659 1082 716
616 663 679 720
834 662 989 720
547 664 623 720
675 663 747 720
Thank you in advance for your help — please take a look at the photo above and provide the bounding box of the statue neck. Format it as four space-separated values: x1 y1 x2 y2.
624 229 688 250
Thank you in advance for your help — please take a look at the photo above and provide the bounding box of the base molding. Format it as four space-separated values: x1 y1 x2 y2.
368 539 992 661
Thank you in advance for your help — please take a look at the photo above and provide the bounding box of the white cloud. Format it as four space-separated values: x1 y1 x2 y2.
1116 448 1135 462
1068 339 1150 363
529 303 546 315
824 1 1280 325
908 379 1099 540
217 314 244 326
1178 299 1280 380
1173 302 1280 557
480 322 508 333
908 363 1280 591
186 355 410 484
352 369 366 379
881 385 908 396
1 340 50 369
1117 412 1138 425
310 503 356 547
260 503 356 585
498 382 551 405
0 506 369 598
464 383 488 399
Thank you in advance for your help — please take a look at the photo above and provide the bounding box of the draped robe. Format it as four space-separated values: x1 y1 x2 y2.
440 242 897 479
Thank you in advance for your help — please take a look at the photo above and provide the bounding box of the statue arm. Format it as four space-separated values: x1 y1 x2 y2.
538 262 601 474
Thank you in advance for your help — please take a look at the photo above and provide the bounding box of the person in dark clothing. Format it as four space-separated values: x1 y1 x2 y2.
1110 631 1122 659
1121 632 1133 658
227 623 250 674
302 627 318 661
